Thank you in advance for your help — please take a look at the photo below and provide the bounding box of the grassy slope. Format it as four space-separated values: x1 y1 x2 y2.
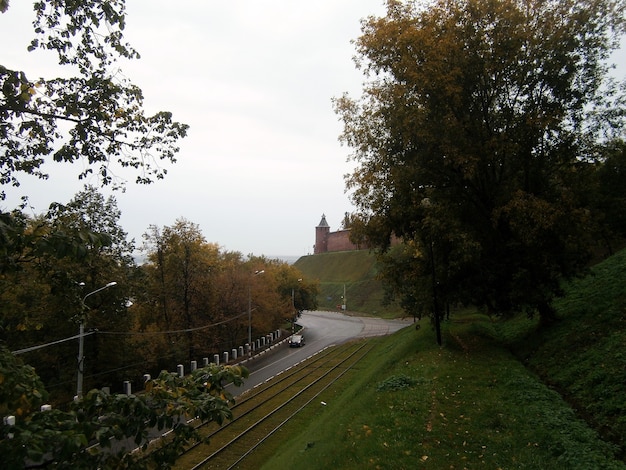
260 319 624 469
295 251 402 317
258 248 626 468
501 248 626 453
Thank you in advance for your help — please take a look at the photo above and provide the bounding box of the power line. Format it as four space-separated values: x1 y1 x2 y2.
11 331 96 355
97 310 251 336
11 310 252 354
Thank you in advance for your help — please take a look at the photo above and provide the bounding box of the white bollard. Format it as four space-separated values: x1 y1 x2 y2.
213 354 220 366
191 360 197 372
177 364 184 377
4 415 15 439
123 381 131 396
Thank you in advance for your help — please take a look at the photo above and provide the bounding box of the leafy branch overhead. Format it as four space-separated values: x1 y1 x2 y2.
0 344 249 469
0 0 189 198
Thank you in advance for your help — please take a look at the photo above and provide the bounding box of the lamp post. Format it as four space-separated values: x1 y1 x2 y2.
291 278 302 333
248 270 264 355
76 281 117 399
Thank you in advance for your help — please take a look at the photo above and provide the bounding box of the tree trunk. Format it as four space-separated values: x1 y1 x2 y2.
538 301 557 327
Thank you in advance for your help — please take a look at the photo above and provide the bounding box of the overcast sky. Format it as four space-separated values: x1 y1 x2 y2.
2 2 625 259
2 0 388 259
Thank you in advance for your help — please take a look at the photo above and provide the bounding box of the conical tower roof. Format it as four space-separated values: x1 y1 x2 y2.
317 214 329 228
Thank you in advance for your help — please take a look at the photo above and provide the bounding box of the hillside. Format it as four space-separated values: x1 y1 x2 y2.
504 247 626 454
294 250 402 317
266 248 626 467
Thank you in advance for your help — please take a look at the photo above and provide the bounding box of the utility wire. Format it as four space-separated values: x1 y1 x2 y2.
11 309 253 354
98 310 251 336
12 331 96 355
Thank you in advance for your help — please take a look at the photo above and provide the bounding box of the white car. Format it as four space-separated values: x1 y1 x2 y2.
289 334 305 347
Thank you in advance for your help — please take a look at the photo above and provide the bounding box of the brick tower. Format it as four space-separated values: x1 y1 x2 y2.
314 214 330 254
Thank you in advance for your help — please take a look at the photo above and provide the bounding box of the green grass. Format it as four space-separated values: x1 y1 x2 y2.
295 251 401 317
256 248 626 469
259 320 624 469
497 248 626 453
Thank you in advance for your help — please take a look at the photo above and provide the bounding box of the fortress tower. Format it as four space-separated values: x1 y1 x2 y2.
314 214 330 254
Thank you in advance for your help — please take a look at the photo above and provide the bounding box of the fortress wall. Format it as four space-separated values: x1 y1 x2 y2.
314 217 401 254
326 230 362 252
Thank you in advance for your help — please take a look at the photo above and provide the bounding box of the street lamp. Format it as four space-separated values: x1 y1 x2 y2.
248 270 264 355
76 281 117 399
291 278 302 332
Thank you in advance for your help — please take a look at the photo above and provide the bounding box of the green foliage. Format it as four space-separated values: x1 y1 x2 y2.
273 262 320 315
0 343 248 469
0 206 113 274
376 374 418 391
1 187 137 403
334 0 626 323
0 0 188 197
0 346 48 419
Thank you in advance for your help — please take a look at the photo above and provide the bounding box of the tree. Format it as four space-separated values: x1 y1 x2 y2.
245 257 300 335
47 185 135 262
140 219 218 363
0 210 111 398
138 232 315 366
334 0 626 331
0 0 188 199
45 187 137 396
273 262 319 319
0 187 137 402
594 140 626 248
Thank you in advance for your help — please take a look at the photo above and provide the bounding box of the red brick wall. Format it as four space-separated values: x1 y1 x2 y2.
326 230 363 252
317 229 400 254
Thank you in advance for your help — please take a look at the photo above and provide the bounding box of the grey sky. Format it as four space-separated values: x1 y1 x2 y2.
2 1 625 258
2 1 387 258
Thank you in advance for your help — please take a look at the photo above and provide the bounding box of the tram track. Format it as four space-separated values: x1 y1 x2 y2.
172 340 374 469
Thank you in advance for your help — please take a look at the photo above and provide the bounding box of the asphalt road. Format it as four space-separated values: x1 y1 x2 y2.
231 310 412 396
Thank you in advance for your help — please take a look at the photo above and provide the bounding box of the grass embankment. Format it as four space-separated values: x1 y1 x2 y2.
258 321 623 469
502 248 626 456
295 251 400 317
257 249 626 469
